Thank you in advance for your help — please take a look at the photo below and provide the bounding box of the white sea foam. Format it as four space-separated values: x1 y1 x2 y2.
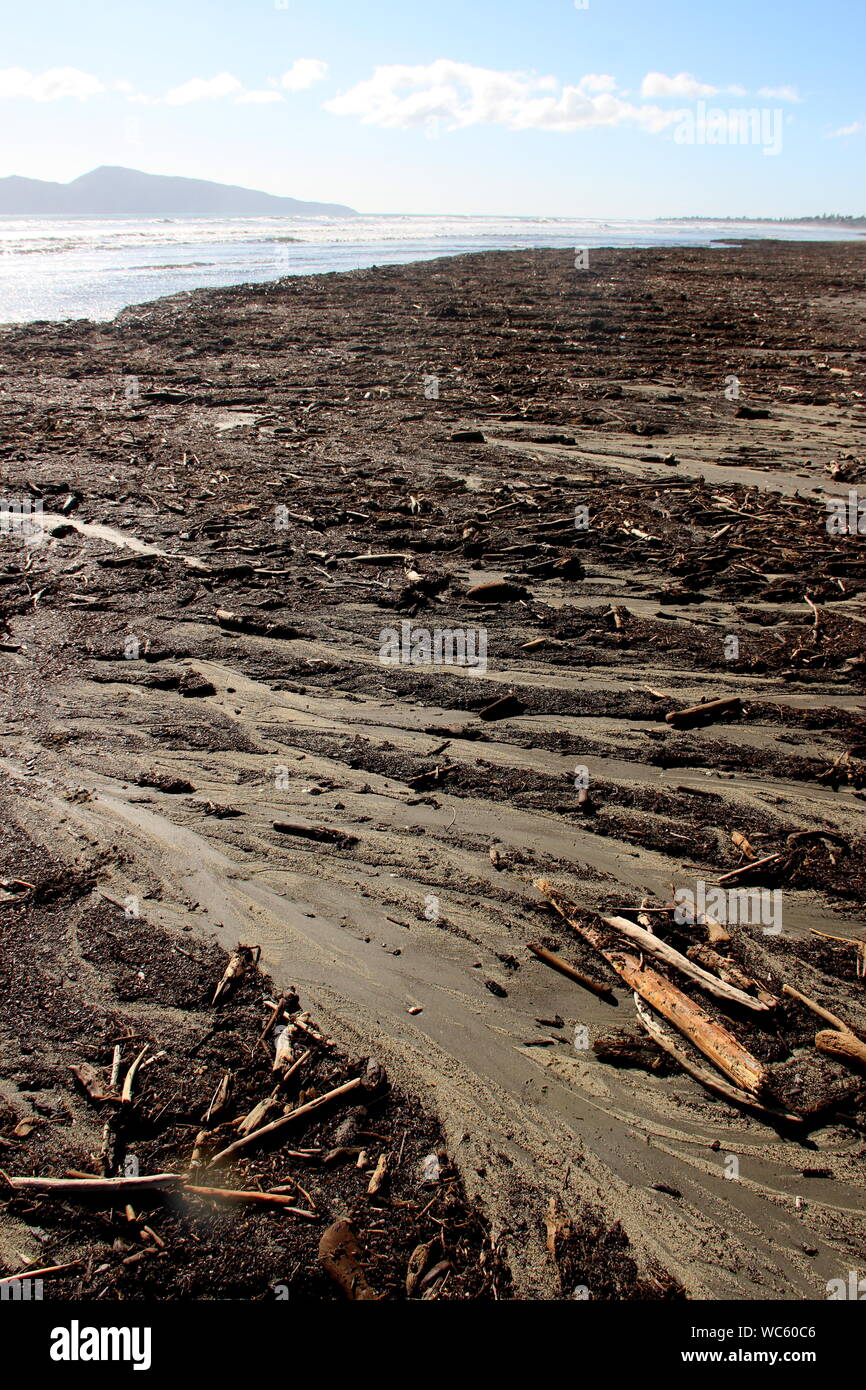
0 214 857 324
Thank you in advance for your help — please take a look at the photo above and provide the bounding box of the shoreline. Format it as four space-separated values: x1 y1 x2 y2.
1 240 865 1300
2 226 865 329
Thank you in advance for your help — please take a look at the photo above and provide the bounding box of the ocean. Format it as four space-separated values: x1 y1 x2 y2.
0 213 860 325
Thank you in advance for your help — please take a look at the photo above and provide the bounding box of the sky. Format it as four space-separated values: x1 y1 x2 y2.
2 0 864 217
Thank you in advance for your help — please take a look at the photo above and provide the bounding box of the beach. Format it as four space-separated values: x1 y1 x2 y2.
0 238 865 1301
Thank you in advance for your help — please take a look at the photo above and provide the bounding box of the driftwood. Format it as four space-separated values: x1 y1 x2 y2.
537 884 767 1093
406 1237 440 1297
592 1033 669 1073
348 552 407 564
319 1219 379 1300
6 1173 183 1198
616 956 766 1092
665 696 741 730
783 983 865 1038
717 853 784 885
526 941 616 1002
685 943 772 1003
634 999 801 1123
212 945 261 1005
272 821 357 846
465 581 526 604
184 1185 317 1216
204 1072 231 1123
215 609 299 639
237 1089 282 1137
69 1062 117 1104
0 1261 82 1288
255 996 287 1053
477 692 525 722
601 915 771 1012
208 1077 363 1166
366 1153 390 1197
704 915 731 944
121 1045 150 1105
815 1030 866 1071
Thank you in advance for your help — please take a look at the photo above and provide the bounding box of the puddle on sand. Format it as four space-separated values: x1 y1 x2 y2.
34 513 209 571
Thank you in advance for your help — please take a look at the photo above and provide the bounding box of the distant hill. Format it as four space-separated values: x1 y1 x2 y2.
0 166 357 218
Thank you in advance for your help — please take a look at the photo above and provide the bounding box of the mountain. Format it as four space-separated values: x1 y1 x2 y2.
0 166 357 217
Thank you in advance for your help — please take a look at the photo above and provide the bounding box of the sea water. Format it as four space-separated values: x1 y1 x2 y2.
0 213 860 324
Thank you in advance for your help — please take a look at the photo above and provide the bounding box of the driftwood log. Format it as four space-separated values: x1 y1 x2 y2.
526 941 616 1001
815 1030 866 1070
665 696 741 730
208 1076 363 1166
319 1220 380 1300
601 914 772 1012
537 884 767 1093
634 999 801 1123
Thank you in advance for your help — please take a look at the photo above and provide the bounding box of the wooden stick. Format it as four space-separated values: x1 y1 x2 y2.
634 998 801 1124
601 914 771 1012
255 996 287 1055
665 696 741 730
537 884 767 1093
208 1077 363 1167
6 1173 183 1198
810 928 866 947
526 941 616 1001
782 984 860 1037
717 853 785 885
0 1261 82 1287
184 1185 318 1216
281 1047 313 1082
815 1030 866 1070
121 1045 149 1105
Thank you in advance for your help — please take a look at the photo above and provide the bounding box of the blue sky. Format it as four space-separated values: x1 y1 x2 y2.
3 0 864 215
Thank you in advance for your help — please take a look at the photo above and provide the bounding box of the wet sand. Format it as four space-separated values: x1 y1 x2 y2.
1 240 865 1299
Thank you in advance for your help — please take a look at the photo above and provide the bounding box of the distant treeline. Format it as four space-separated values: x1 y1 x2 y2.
674 215 866 226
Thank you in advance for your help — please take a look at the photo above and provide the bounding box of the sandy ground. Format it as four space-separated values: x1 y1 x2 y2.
1 240 865 1300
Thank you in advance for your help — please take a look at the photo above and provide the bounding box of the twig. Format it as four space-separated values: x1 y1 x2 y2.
0 1261 82 1287
782 984 860 1037
208 1077 364 1167
121 1045 149 1105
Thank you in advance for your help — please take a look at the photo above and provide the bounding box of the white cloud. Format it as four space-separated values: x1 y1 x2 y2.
578 74 617 93
324 60 686 134
641 71 721 99
0 66 106 101
236 90 284 104
641 72 747 100
0 63 325 108
279 59 328 91
758 85 801 102
827 121 865 137
164 73 243 106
